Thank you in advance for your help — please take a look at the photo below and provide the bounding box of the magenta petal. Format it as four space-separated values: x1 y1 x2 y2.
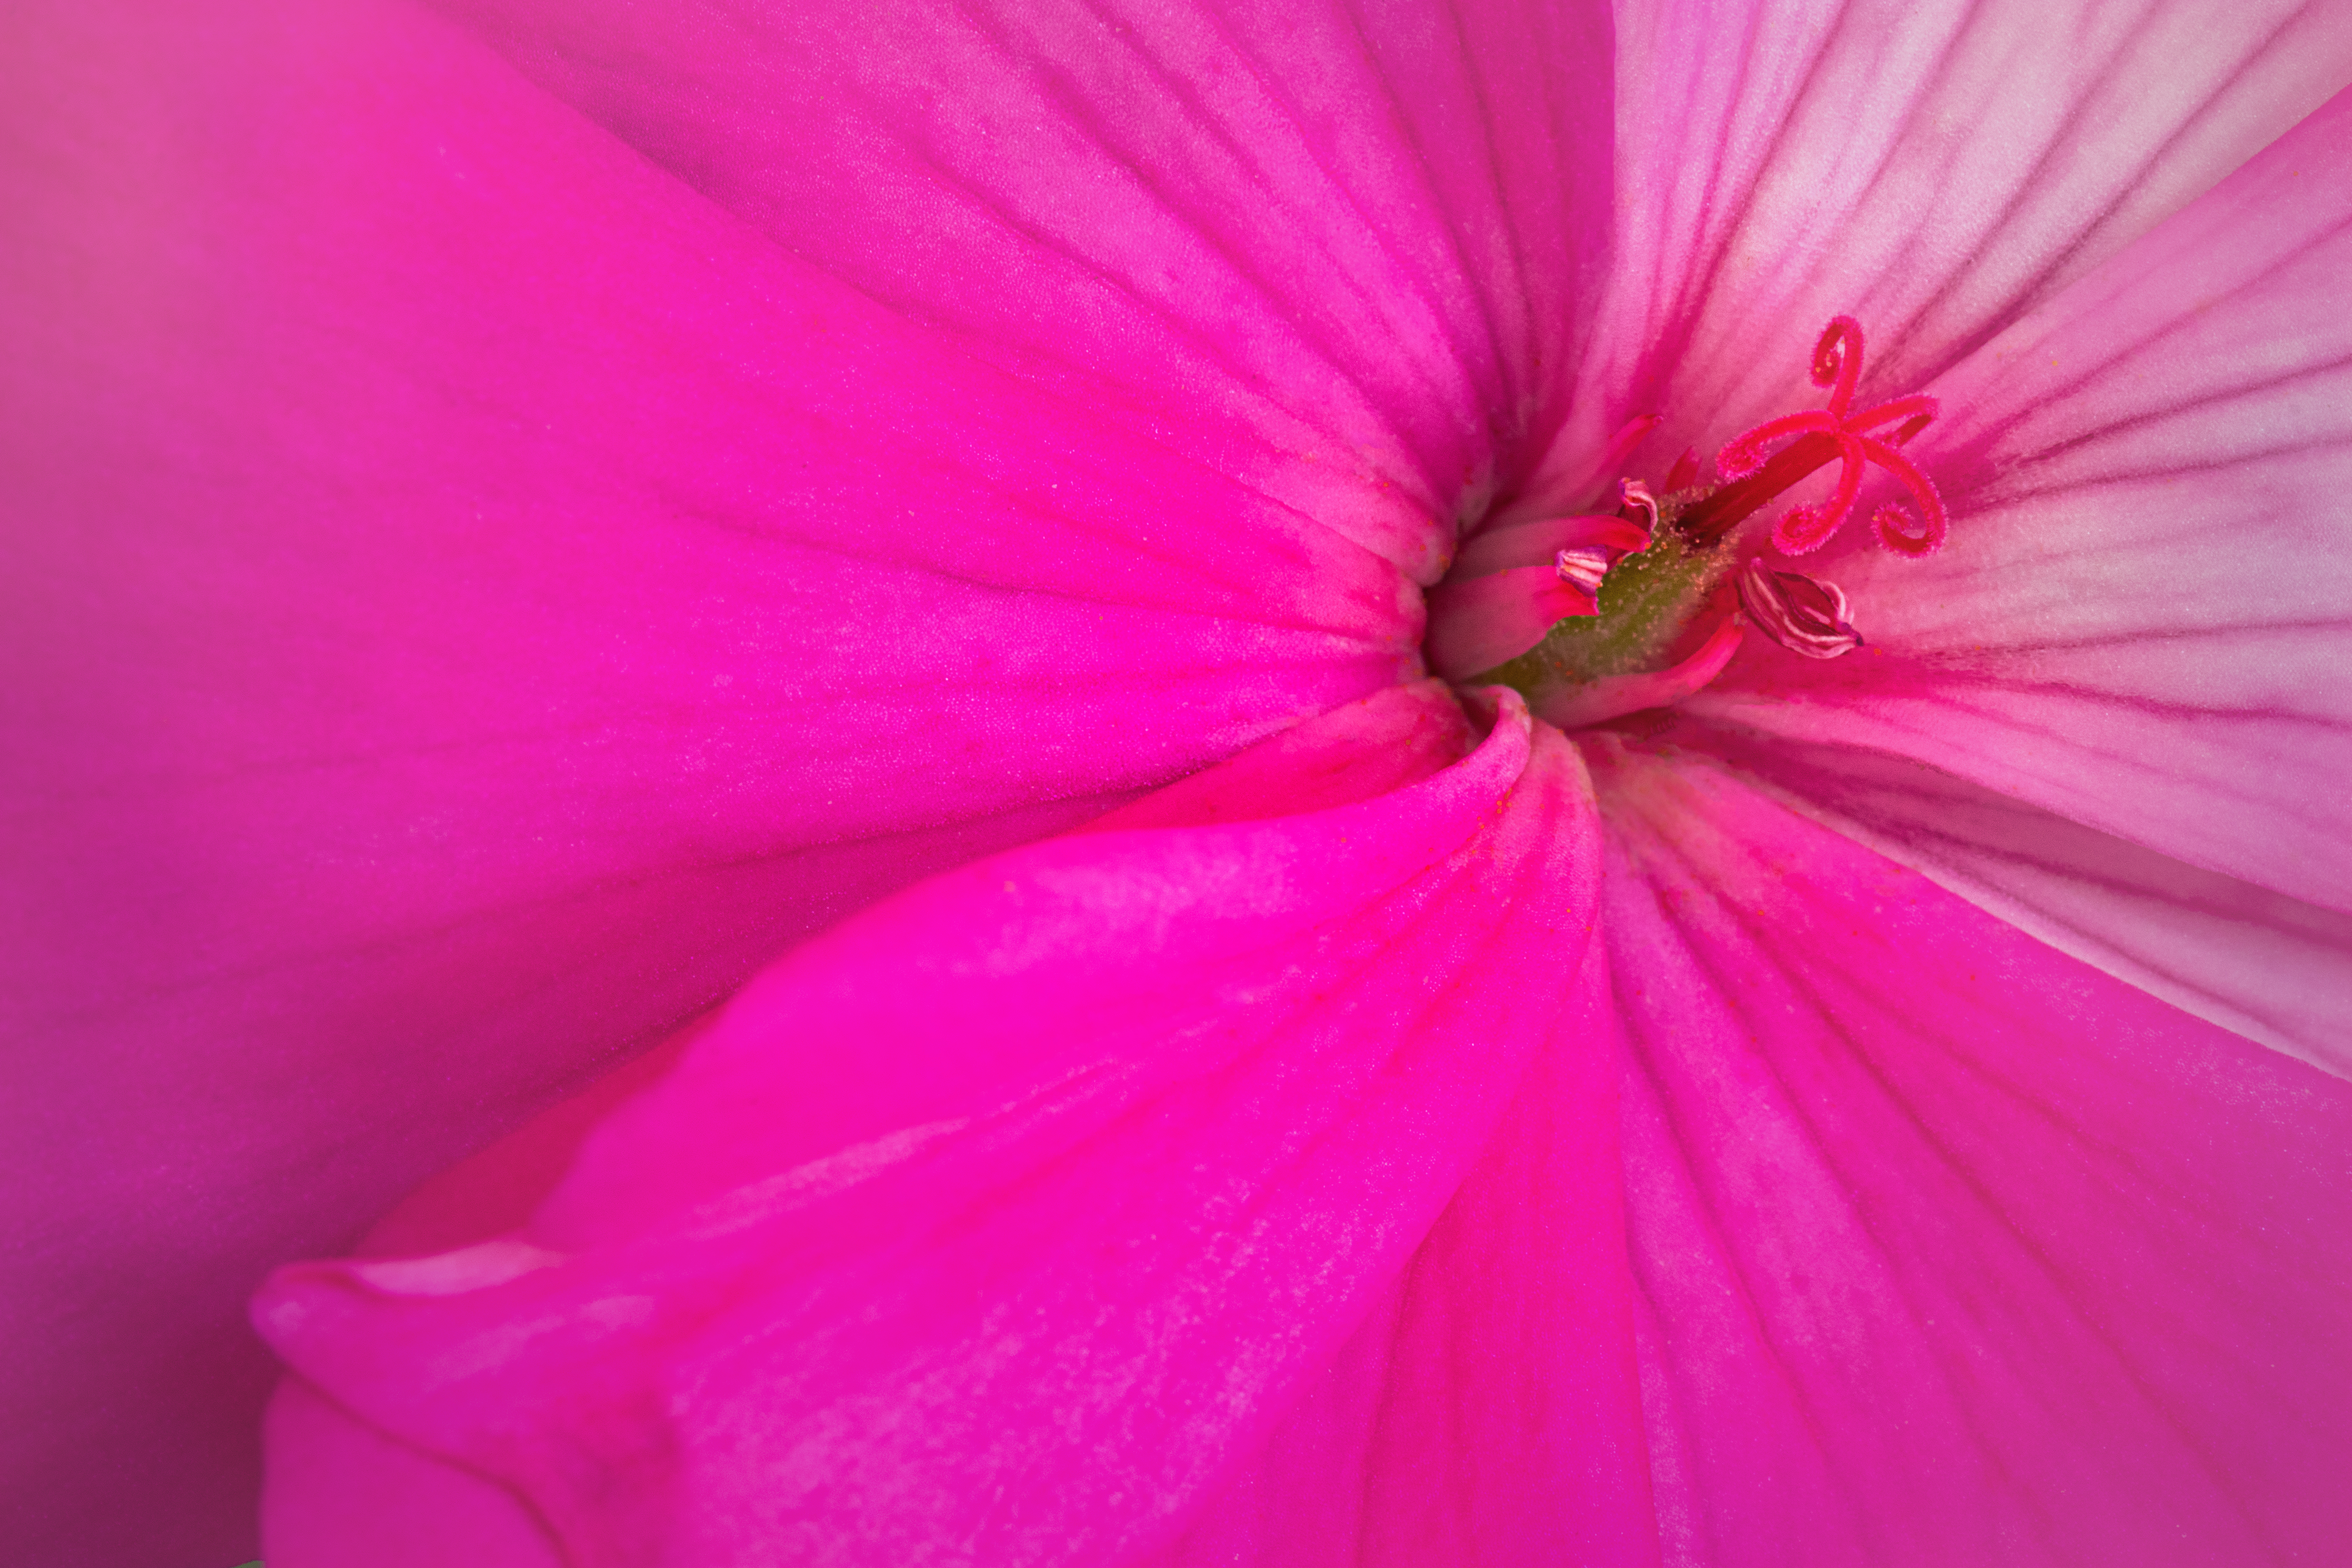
1546 0 2352 494
432 0 1616 582
1590 740 2352 1567
0 2 1428 1556
1143 943 1657 1568
1080 681 1479 834
1699 88 2352 919
253 691 1606 1565
263 1379 561 1568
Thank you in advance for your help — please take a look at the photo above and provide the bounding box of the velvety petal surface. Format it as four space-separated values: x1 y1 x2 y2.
428 0 1617 574
1695 88 2352 933
1543 0 2352 494
1590 738 2352 1567
1143 940 1657 1568
254 686 1606 1566
0 1 1450 1559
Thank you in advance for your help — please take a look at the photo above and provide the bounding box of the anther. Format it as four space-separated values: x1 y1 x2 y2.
1451 510 1652 579
1735 561 1864 659
1429 508 1656 680
1553 546 1613 595
1616 478 1660 534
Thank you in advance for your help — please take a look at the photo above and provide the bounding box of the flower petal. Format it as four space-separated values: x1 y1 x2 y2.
1141 942 1658 1568
1589 739 2352 1567
261 1380 564 1568
1673 721 2352 1079
1695 87 2352 916
429 0 1617 575
1544 0 2352 496
253 688 1606 1566
0 1 1427 1557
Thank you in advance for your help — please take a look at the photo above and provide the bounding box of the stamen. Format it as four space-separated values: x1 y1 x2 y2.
1735 561 1864 659
1448 315 1944 720
1617 478 1660 534
1452 511 1651 578
1693 318 1945 555
1554 546 1614 595
1429 511 1654 679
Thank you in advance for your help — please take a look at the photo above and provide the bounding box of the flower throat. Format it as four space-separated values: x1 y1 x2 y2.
1448 316 1946 726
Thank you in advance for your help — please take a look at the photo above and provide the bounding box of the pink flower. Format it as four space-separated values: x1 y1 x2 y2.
6 0 2351 1564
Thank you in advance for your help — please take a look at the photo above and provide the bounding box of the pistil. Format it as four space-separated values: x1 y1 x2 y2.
1684 317 1946 556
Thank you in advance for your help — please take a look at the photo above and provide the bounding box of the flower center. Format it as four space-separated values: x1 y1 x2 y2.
1429 315 1944 726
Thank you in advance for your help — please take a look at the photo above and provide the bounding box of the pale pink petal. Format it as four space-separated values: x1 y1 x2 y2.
1696 89 2352 919
1589 739 2352 1567
1672 720 2352 1079
1543 0 2352 498
1143 944 1658 1568
253 690 1606 1566
0 1 1433 1557
429 0 1615 578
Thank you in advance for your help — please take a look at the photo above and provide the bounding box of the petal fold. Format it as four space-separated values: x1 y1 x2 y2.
254 687 1606 1567
0 0 1433 1554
